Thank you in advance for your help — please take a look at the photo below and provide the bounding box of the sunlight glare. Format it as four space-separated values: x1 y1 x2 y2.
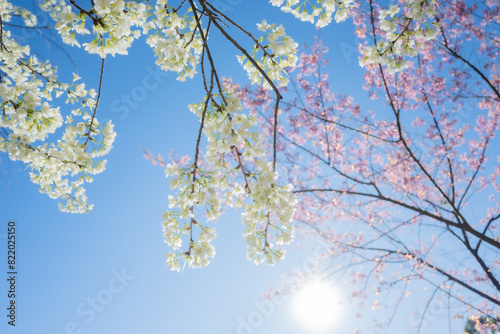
290 280 342 332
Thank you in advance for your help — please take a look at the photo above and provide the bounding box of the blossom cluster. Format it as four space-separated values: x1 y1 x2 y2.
359 0 441 72
162 91 297 270
237 20 298 89
269 0 354 27
41 0 203 81
146 1 204 81
0 1 115 213
40 0 150 57
162 164 219 271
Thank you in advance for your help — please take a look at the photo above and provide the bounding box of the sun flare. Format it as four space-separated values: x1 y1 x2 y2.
290 280 342 332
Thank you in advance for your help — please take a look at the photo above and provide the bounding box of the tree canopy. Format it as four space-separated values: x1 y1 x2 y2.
1 0 499 331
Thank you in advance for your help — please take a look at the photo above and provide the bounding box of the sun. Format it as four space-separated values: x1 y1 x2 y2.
290 280 342 332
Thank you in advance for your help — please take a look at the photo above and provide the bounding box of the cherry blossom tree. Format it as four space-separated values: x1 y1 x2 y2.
4 0 498 328
3 0 444 269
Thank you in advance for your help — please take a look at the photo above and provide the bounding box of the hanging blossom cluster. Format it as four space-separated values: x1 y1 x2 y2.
41 0 205 81
359 0 441 72
40 0 207 81
237 20 298 89
40 0 150 57
0 1 116 213
146 1 204 81
162 91 297 271
269 0 354 27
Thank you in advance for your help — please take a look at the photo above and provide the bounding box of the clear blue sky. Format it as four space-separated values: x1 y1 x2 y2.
0 1 470 333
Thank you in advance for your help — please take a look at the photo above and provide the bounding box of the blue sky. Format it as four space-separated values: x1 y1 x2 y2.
0 1 475 333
